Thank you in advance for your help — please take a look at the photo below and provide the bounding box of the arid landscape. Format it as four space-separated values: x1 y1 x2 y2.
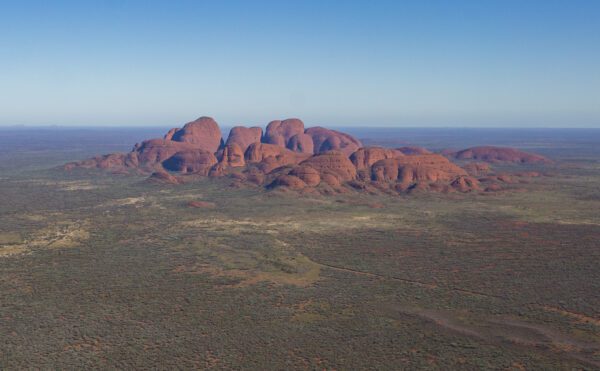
2 1 599 368
1 123 599 368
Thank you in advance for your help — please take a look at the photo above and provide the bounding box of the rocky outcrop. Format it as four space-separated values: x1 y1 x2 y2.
169 116 223 152
350 147 404 170
66 115 552 196
304 127 362 156
147 170 183 185
371 154 467 184
269 175 307 190
450 176 481 193
289 165 321 186
64 152 138 171
287 133 314 154
263 119 305 147
218 143 245 168
300 151 357 182
225 126 262 153
449 146 551 164
162 149 217 175
134 139 198 168
245 143 309 173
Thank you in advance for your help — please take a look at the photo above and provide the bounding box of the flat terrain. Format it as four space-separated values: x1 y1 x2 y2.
1 128 599 369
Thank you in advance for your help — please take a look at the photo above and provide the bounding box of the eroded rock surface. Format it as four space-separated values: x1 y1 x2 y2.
66 116 550 195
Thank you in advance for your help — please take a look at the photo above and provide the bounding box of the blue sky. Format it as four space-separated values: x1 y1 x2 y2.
1 0 599 127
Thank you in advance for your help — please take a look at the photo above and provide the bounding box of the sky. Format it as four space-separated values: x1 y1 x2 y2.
0 0 599 128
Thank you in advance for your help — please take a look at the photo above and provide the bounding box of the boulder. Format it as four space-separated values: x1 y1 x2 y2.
147 170 182 185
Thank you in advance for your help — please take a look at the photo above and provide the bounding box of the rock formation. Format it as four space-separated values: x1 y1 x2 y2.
225 126 263 153
305 127 362 156
147 169 183 185
65 116 551 196
263 119 305 147
162 149 217 175
350 147 404 170
448 146 551 164
169 116 223 152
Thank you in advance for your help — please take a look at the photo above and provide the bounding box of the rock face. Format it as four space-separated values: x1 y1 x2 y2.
263 119 305 147
369 154 472 192
450 146 551 164
162 149 217 175
350 147 404 170
288 165 321 187
66 115 550 195
218 143 245 168
133 139 196 167
225 126 262 153
169 116 223 152
245 143 309 173
300 151 357 182
287 133 314 154
305 127 362 156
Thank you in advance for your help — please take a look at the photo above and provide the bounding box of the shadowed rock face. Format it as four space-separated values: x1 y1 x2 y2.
162 149 217 175
134 139 198 166
218 143 246 168
225 126 263 153
450 146 551 164
287 133 314 154
65 115 550 195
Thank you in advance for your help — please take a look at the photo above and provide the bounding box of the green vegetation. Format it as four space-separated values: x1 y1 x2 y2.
0 136 599 369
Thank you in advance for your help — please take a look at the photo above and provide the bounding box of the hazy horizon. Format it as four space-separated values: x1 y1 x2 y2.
1 0 599 128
